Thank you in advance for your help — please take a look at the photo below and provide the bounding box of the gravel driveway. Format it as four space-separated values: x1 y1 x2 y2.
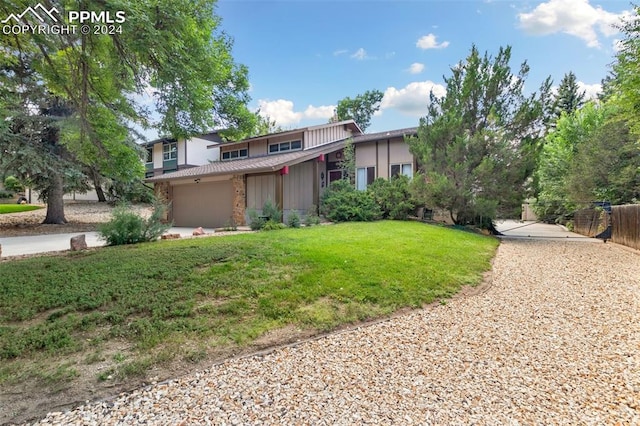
32 239 640 425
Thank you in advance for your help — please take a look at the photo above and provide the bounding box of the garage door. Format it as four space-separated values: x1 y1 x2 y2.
171 180 234 228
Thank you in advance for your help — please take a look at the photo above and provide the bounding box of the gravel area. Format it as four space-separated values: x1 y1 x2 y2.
30 239 640 425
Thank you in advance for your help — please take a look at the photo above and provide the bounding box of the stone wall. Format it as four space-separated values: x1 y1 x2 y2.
232 175 246 226
154 181 171 222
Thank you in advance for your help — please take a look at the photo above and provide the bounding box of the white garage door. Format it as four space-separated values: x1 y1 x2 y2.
171 180 234 228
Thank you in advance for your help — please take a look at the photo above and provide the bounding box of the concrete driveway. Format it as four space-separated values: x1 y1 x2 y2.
494 220 600 242
0 227 216 257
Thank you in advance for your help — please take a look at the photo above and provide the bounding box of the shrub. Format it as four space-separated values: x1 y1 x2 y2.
106 180 155 204
304 205 321 226
320 179 381 222
368 176 417 220
262 220 286 231
0 190 13 199
99 202 171 246
262 199 282 222
247 208 266 231
3 176 24 193
287 210 301 228
248 199 283 231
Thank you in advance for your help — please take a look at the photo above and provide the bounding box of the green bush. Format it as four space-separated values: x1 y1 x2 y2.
248 199 284 231
98 202 171 246
262 199 282 222
263 220 286 231
304 205 321 226
287 210 301 228
320 180 381 222
368 176 417 220
247 209 266 231
0 190 13 199
3 176 24 193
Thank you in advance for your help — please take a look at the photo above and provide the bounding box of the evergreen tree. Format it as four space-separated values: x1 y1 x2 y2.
554 72 585 118
407 45 552 228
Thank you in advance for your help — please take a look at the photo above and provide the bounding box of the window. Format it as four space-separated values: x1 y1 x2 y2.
390 163 413 179
145 147 153 163
222 148 248 160
268 140 302 154
163 142 177 161
356 166 376 190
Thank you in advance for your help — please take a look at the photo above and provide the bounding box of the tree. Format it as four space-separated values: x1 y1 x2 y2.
534 101 605 221
567 109 639 205
407 45 552 228
335 90 383 131
554 72 585 118
0 0 255 223
610 5 640 136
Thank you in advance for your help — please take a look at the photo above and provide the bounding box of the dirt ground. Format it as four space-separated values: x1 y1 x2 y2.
0 201 152 238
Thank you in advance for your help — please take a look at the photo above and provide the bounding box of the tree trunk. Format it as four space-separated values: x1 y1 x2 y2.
90 169 107 202
43 173 67 224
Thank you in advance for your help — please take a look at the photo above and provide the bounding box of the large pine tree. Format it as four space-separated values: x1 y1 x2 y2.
407 45 552 227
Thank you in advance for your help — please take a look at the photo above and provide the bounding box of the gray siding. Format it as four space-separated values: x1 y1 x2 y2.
247 174 276 210
283 162 314 215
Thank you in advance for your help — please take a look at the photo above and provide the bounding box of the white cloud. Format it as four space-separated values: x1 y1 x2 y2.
577 81 602 99
518 0 628 48
351 48 368 60
416 33 450 50
257 99 335 127
303 104 335 120
333 49 348 56
408 62 425 74
380 81 447 116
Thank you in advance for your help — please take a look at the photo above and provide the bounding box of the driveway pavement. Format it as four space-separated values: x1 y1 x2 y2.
0 227 216 257
494 220 600 242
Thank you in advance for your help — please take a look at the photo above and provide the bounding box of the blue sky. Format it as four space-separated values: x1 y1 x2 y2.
214 0 630 133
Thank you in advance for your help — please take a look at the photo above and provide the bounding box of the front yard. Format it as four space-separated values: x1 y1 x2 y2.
0 221 498 422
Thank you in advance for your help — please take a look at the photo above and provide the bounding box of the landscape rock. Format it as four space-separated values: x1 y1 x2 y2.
192 227 205 236
161 233 181 240
70 234 87 251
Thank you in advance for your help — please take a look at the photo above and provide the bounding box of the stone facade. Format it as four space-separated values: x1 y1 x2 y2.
232 174 246 226
154 181 171 222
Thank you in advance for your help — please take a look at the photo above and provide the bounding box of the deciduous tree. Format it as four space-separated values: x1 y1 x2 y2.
0 0 255 223
335 90 383 132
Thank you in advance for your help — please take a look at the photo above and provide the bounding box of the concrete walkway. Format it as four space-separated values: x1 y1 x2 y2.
494 220 600 242
0 227 216 257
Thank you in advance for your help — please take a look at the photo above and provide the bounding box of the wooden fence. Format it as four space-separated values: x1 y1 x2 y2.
611 205 640 250
573 204 640 250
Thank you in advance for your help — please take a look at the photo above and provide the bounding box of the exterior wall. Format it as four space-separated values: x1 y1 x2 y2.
246 174 276 211
177 139 187 166
188 136 219 165
63 190 100 201
305 125 352 149
250 140 268 156
355 137 414 180
283 161 314 220
221 142 249 159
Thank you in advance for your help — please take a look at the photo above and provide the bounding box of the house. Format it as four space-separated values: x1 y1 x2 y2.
141 132 223 178
146 120 418 228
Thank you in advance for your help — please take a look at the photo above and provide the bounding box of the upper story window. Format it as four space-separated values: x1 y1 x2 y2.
390 163 413 179
145 147 153 164
163 142 177 161
222 148 248 160
268 140 302 154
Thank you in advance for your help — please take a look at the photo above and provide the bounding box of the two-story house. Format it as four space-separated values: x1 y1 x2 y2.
146 120 417 228
141 132 224 178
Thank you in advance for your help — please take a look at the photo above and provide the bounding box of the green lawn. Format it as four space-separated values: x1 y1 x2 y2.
0 204 43 214
0 221 498 384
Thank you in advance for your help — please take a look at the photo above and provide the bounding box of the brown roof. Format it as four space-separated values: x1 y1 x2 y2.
146 139 347 182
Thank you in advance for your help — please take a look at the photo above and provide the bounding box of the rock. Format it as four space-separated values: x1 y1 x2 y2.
161 233 181 240
70 234 87 251
0 244 2 257
193 227 205 236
